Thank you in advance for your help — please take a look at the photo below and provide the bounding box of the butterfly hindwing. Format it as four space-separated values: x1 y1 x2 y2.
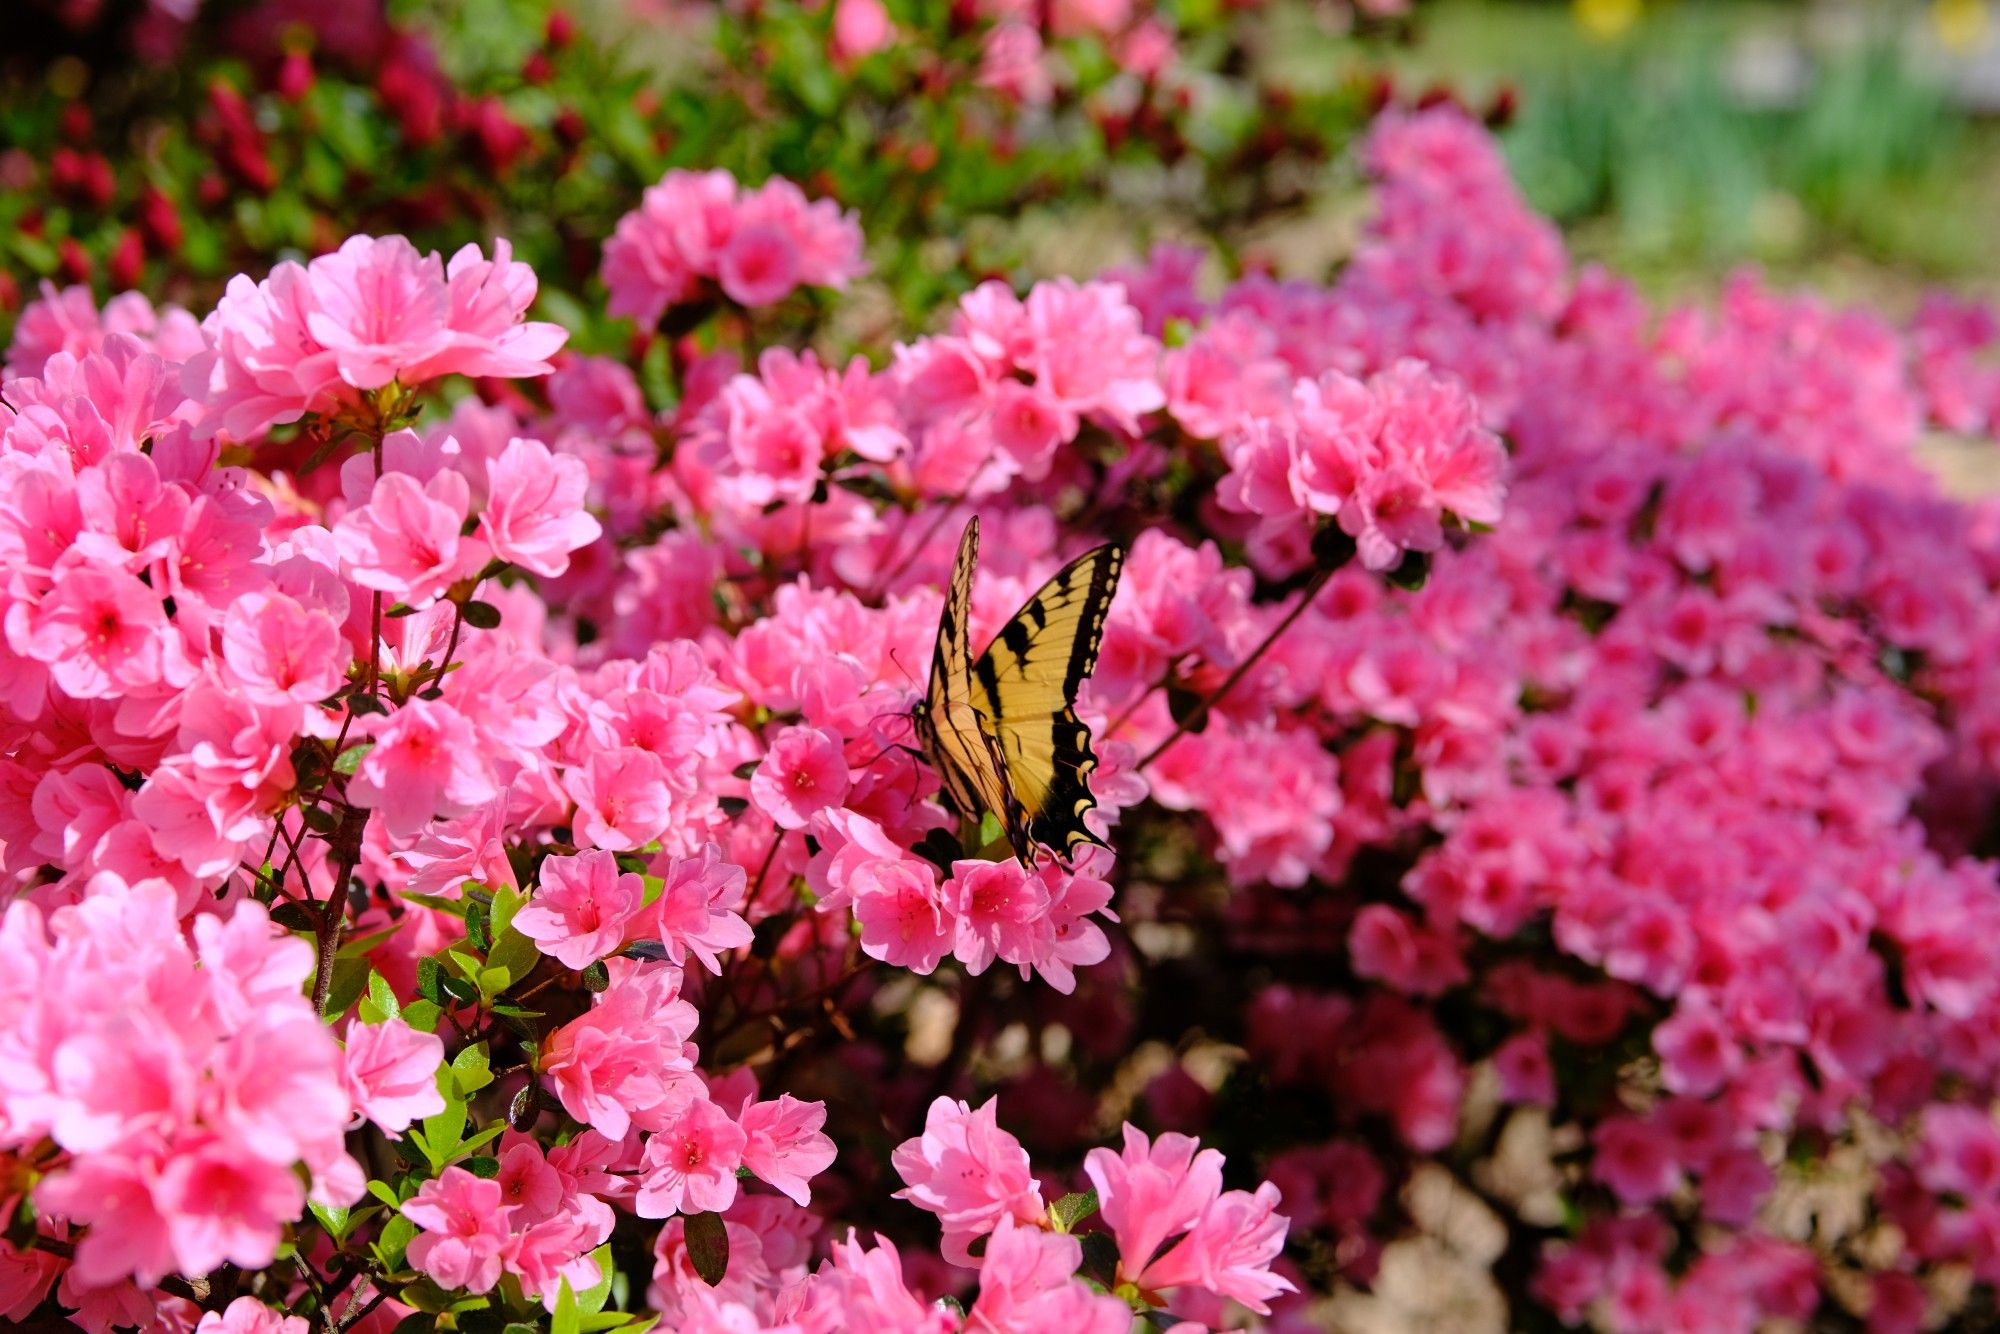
917 516 1125 864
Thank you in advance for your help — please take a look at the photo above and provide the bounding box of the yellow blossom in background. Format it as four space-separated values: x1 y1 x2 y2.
1934 0 1992 52
1575 0 1642 41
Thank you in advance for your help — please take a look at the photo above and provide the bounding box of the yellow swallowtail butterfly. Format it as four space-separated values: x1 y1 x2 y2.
911 516 1125 865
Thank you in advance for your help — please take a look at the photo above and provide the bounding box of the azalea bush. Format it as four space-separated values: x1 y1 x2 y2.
14 2 2000 1332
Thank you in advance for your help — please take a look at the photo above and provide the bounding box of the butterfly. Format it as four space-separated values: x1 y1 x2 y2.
911 515 1126 865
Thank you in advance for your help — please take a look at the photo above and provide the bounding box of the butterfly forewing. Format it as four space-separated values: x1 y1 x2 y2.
920 518 1021 849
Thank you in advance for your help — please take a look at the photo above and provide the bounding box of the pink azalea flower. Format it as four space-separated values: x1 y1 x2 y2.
966 1217 1133 1334
333 468 488 608
751 725 851 830
540 961 697 1138
340 1016 446 1136
635 1094 747 1218
849 857 955 974
16 561 187 699
831 0 893 60
891 1096 1045 1264
643 843 753 974
1136 1181 1295 1315
347 698 499 838
195 1295 309 1334
220 590 349 705
738 1095 837 1206
717 223 802 309
403 1166 513 1294
304 236 459 392
516 849 646 969
943 859 1048 979
152 1137 306 1275
564 747 676 853
479 436 601 578
1084 1124 1224 1287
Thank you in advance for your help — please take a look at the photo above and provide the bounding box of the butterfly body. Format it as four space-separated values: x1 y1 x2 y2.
913 516 1125 865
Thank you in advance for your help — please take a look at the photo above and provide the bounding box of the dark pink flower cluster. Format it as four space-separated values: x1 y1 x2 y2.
601 169 869 325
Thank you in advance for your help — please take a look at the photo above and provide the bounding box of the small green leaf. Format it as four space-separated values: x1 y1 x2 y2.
731 760 761 781
452 1043 494 1096
366 971 401 1023
337 922 405 959
416 956 447 1004
575 1244 616 1314
401 998 443 1032
333 741 376 776
1049 1189 1099 1232
684 1210 730 1286
459 1124 506 1157
490 882 528 941
463 1155 501 1178
423 1097 467 1169
488 925 542 993
509 1084 540 1131
376 1212 418 1270
366 1180 403 1210
552 1281 582 1334
465 901 493 954
460 599 503 630
581 960 610 992
309 1201 353 1242
403 893 471 919
320 955 371 1020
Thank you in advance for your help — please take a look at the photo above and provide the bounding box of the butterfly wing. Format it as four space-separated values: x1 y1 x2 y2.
916 517 1023 849
968 541 1126 862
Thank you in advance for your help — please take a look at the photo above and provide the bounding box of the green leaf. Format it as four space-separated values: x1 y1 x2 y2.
309 1201 353 1242
461 599 504 630
465 900 493 954
366 1179 404 1210
459 1123 506 1157
488 925 541 994
452 1043 495 1096
403 893 472 919
320 954 371 1020
490 882 527 940
333 741 376 776
1049 1189 1099 1232
581 960 610 992
463 1155 501 1178
575 1244 616 1314
366 971 402 1023
423 1097 467 1169
401 998 443 1032
375 1212 418 1270
416 956 448 1004
337 922 406 959
684 1210 730 1286
552 1281 582 1334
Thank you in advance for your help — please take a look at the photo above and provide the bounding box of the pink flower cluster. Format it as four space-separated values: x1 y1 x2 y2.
198 234 565 439
601 169 868 325
0 881 358 1300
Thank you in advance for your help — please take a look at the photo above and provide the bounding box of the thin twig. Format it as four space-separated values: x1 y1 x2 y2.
1138 566 1332 771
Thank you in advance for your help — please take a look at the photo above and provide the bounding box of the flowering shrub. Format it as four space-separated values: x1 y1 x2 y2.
13 8 2000 1322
